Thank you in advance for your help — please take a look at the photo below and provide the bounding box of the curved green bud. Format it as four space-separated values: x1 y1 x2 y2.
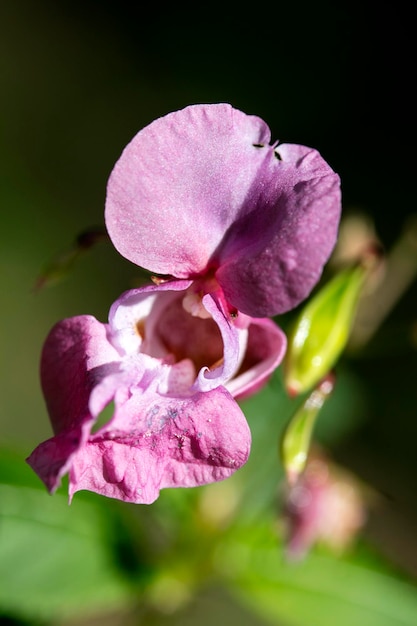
284 262 369 396
281 374 334 484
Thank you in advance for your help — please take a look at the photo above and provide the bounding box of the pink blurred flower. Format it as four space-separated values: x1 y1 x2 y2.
283 455 366 559
105 103 341 318
27 281 285 504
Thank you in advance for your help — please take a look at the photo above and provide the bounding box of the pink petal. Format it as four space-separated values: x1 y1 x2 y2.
40 316 121 435
68 387 251 504
105 103 272 277
110 282 242 392
216 144 341 316
227 317 287 400
27 428 85 494
192 292 240 391
28 316 122 493
108 279 193 356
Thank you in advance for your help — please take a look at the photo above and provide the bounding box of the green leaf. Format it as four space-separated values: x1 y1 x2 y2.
221 527 417 626
0 447 45 490
0 449 134 622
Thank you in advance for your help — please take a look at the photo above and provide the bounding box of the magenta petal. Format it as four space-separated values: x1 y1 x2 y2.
40 316 121 434
216 144 341 316
105 103 272 276
28 315 122 493
26 428 84 494
69 387 251 504
227 317 287 400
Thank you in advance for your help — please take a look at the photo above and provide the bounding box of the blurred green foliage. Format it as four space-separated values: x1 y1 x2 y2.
1 380 417 625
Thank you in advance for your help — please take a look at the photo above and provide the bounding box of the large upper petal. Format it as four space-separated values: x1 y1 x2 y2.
105 103 272 276
215 144 341 316
105 104 341 317
68 386 251 504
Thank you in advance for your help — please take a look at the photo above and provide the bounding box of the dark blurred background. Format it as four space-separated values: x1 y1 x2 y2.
1 0 416 584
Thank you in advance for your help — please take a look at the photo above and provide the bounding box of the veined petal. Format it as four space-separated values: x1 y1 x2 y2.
216 144 341 316
68 387 251 504
105 103 272 276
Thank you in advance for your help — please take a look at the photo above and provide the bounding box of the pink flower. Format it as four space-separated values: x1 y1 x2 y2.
105 103 341 317
28 104 341 504
27 281 286 504
283 455 366 559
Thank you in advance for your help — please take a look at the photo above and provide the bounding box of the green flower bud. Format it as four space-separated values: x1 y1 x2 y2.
284 261 369 396
281 374 334 484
